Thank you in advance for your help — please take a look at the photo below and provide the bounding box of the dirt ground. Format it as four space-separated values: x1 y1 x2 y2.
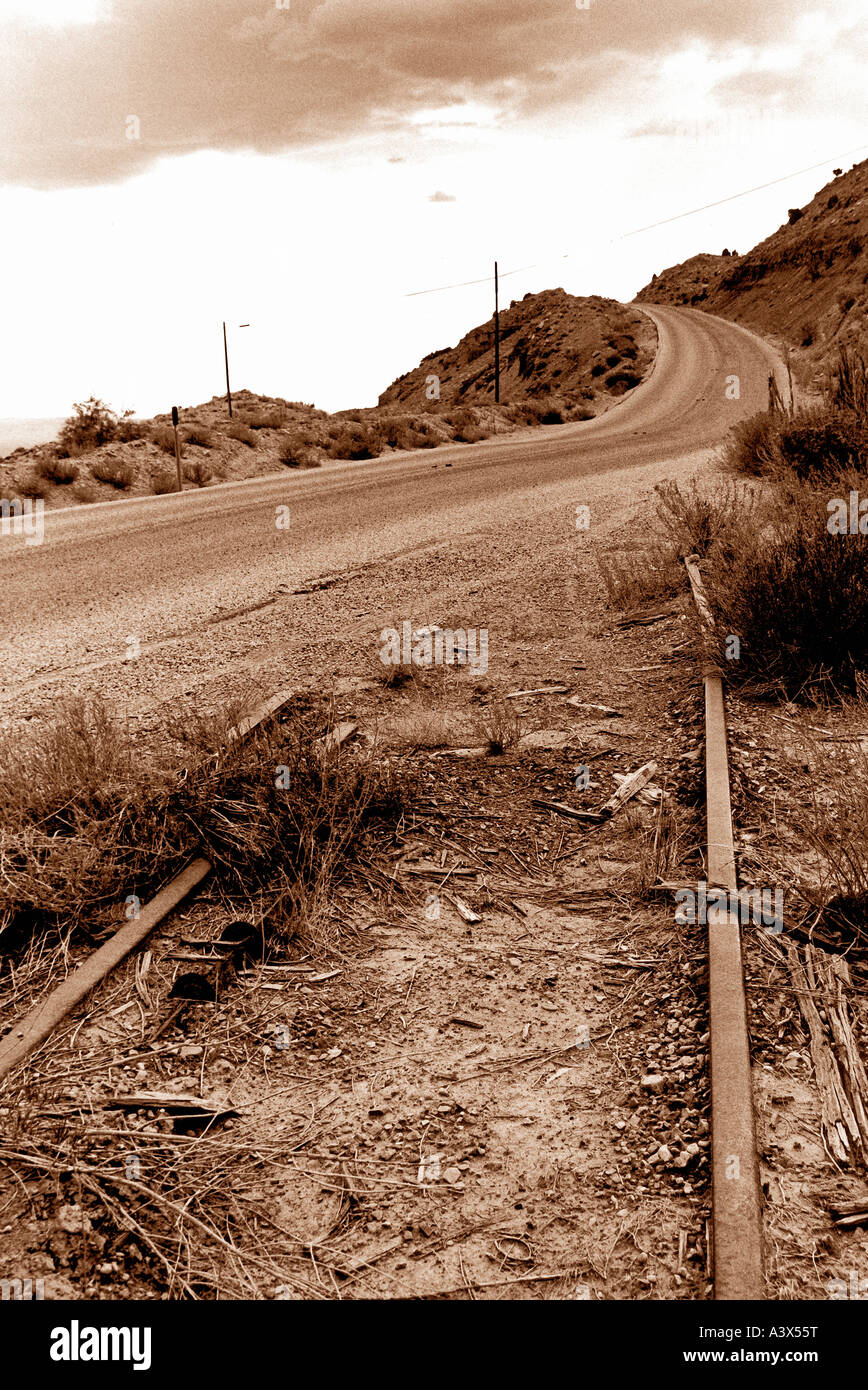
2 452 867 1301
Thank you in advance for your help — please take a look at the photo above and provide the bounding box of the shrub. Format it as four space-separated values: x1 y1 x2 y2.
116 412 149 442
17 474 50 500
245 410 285 429
788 207 804 224
90 456 136 489
720 412 785 477
701 489 868 698
325 424 383 461
479 700 522 756
406 419 439 448
71 479 98 504
605 370 641 394
279 437 317 468
590 362 607 377
776 411 866 480
225 422 257 448
152 426 180 455
184 459 213 486
56 397 118 455
654 478 757 559
800 322 815 347
37 453 79 484
151 469 178 494
183 424 216 449
828 344 868 416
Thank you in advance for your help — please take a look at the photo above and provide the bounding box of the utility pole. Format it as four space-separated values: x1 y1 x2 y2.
223 321 233 418
494 260 500 404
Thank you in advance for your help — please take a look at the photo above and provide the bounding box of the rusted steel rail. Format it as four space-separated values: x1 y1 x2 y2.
684 554 765 1300
0 688 296 1084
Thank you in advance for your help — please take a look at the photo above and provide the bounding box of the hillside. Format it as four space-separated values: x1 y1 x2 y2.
0 292 656 511
635 157 868 363
379 289 655 408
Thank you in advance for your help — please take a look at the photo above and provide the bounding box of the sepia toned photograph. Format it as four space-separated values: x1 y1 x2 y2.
1 0 867 1365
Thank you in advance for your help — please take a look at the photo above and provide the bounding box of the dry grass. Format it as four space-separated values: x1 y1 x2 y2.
183 424 216 449
0 695 409 955
796 720 868 947
89 457 136 489
698 486 868 699
479 699 522 755
278 437 319 469
225 423 257 448
36 454 79 485
634 789 688 898
151 469 178 495
654 477 758 559
384 708 461 749
152 426 180 455
183 459 214 487
16 474 50 500
595 543 683 612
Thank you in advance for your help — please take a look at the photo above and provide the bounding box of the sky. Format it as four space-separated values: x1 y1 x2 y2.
1 0 867 419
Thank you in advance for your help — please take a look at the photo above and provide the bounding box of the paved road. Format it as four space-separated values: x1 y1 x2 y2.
0 305 783 703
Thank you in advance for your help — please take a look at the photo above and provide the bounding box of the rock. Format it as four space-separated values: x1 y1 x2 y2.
443 1166 463 1185
641 1073 666 1093
655 1144 673 1164
56 1204 91 1235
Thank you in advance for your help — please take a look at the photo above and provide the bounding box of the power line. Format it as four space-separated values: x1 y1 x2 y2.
402 141 868 297
404 261 537 298
618 140 868 240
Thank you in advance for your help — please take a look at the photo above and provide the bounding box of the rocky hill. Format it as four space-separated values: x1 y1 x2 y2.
635 157 868 361
1 292 657 511
380 288 655 409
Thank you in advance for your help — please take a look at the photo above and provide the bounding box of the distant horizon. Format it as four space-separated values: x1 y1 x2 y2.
2 0 865 421
0 417 66 457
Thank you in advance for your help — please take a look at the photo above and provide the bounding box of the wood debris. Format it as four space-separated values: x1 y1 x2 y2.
504 686 569 699
566 698 622 717
786 942 868 1166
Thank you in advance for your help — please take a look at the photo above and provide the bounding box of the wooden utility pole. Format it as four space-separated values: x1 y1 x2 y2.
223 320 233 418
171 406 183 492
494 260 500 404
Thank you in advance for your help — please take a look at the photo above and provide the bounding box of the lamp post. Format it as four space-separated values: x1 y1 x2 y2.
223 322 250 418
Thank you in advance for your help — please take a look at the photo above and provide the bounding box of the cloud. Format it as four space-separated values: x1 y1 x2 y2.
0 0 857 188
428 190 456 202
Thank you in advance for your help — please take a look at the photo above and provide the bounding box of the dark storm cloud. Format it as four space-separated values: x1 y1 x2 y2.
0 0 841 188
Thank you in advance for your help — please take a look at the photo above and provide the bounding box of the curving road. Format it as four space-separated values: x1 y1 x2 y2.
0 305 783 709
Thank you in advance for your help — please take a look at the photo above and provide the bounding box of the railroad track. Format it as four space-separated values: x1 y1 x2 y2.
0 599 768 1299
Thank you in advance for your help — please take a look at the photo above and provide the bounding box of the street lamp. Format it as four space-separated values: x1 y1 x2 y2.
223 321 250 418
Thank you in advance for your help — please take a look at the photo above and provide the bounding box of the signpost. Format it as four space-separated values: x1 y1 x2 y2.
171 405 183 492
494 260 500 404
